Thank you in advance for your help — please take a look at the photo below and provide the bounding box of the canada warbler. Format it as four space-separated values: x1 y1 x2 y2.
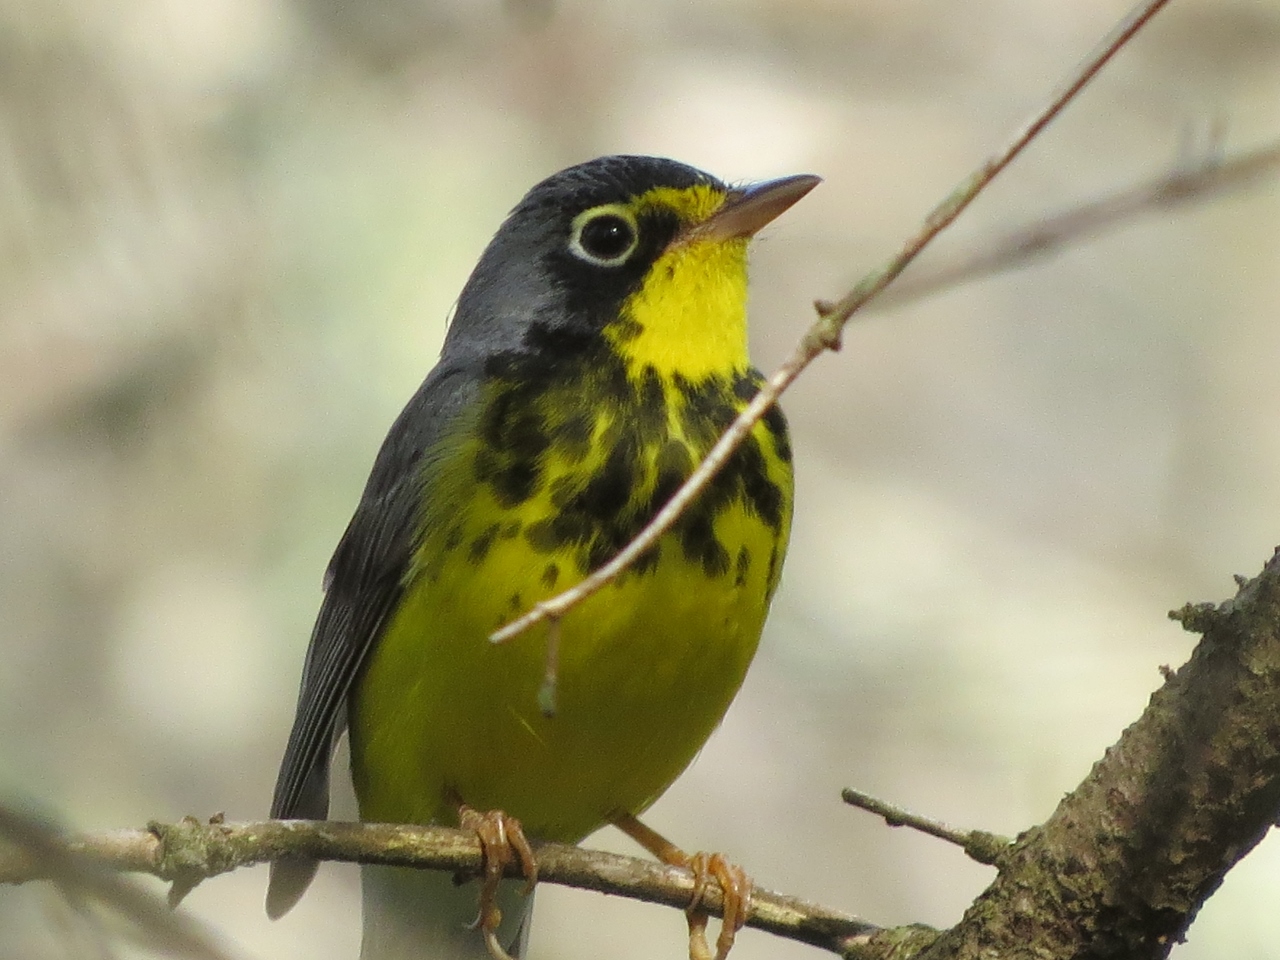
267 155 818 960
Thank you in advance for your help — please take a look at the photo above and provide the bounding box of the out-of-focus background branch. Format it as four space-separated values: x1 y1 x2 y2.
1 1 1278 959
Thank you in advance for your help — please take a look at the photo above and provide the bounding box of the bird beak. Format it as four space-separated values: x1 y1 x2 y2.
688 173 821 243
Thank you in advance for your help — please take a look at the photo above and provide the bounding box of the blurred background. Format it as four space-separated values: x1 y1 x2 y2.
1 0 1279 957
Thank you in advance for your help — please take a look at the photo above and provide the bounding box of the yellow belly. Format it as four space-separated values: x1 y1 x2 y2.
351 496 783 842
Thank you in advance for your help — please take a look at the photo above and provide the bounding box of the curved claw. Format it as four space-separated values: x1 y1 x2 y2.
481 927 518 960
458 807 538 960
610 813 753 960
686 852 752 960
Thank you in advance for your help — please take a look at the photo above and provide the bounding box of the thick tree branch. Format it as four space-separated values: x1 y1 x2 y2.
916 547 1280 960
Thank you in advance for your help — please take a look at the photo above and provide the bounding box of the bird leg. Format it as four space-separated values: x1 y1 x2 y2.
612 813 753 960
458 806 538 960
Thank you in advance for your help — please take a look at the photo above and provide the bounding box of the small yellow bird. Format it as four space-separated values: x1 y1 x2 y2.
266 155 817 960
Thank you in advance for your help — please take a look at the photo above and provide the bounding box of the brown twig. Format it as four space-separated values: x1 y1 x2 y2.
840 788 1011 866
490 0 1175 645
873 137 1280 311
0 817 880 957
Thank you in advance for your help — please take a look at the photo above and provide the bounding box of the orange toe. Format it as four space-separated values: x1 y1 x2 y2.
612 813 753 960
458 807 538 960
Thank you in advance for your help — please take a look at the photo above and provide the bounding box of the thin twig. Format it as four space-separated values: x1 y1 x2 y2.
840 788 1012 866
490 0 1175 645
0 818 882 957
873 137 1280 311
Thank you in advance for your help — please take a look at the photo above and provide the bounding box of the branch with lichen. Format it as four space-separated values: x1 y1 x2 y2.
6 547 1280 960
900 546 1280 960
0 813 879 957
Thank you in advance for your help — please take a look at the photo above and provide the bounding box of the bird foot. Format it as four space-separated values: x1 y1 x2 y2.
612 813 753 960
459 806 538 960
683 851 752 960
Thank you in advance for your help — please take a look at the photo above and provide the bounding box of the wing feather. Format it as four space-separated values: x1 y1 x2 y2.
266 363 478 918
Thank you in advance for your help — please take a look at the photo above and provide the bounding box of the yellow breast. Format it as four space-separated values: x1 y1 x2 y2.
351 371 791 841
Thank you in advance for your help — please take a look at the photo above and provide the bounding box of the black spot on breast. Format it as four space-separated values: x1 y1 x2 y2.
509 592 523 610
474 386 553 507
526 511 595 555
677 374 738 448
736 437 784 530
574 433 637 521
732 373 759 402
609 316 643 342
475 333 630 511
444 525 463 551
633 543 661 575
735 546 751 587
493 462 540 507
549 474 579 509
763 404 791 464
469 523 500 563
680 512 731 577
553 410 595 462
480 390 550 461
525 519 562 554
641 372 787 579
472 422 542 508
541 563 559 588
732 371 791 466
585 539 614 573
598 356 635 405
652 441 694 507
634 366 668 445
472 343 782 583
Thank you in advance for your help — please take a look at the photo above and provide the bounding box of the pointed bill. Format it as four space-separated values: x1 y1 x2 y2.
689 173 821 243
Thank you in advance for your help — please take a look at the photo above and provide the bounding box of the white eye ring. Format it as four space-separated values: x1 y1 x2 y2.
568 205 640 266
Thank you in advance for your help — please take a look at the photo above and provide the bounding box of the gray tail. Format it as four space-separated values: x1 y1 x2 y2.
360 864 534 960
266 858 321 920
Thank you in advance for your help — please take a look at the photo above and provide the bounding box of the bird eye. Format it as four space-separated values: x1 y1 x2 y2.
569 207 639 266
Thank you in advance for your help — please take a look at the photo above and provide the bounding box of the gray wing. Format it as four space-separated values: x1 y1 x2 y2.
266 362 478 919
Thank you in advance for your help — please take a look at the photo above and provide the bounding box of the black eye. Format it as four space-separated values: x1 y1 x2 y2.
580 215 633 258
569 208 639 265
